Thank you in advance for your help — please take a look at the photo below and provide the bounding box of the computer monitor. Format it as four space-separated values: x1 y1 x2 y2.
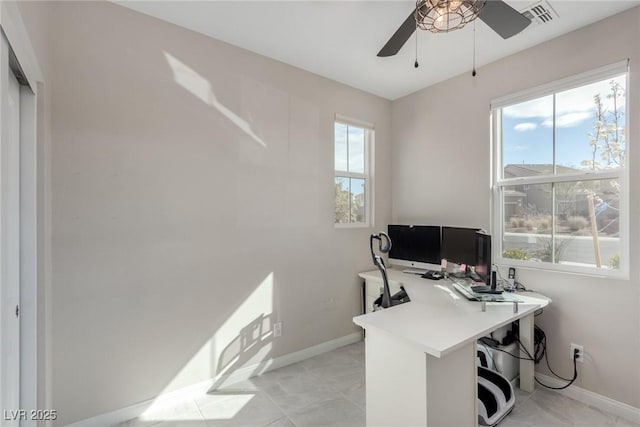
475 232 492 285
441 226 479 266
387 225 441 270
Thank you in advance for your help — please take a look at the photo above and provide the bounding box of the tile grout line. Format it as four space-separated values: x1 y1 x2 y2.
257 380 299 427
297 356 366 414
252 362 329 427
255 353 366 425
271 362 348 423
191 397 209 426
149 343 368 427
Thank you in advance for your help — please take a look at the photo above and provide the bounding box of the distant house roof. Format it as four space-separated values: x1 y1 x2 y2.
504 164 582 178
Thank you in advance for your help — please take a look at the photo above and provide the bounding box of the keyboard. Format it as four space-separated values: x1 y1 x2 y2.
452 280 510 302
472 285 503 294
468 271 484 282
451 281 478 301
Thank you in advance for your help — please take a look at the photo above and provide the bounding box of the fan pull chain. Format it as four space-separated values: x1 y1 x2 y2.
472 21 477 77
414 18 419 68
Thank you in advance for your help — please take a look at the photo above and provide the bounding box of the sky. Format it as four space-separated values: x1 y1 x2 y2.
501 74 626 172
335 123 366 196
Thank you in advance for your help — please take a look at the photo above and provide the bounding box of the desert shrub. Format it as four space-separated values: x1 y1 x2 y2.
538 216 551 230
568 216 588 232
519 215 552 232
531 237 568 262
608 253 620 269
503 248 529 260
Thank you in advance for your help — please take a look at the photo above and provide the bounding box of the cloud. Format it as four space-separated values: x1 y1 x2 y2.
504 144 529 152
503 96 552 119
541 112 592 128
501 74 626 124
514 122 537 132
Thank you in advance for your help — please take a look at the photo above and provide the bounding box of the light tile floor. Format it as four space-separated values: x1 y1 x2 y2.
119 341 638 427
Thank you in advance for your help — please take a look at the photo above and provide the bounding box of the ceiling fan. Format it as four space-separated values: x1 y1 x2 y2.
378 0 532 57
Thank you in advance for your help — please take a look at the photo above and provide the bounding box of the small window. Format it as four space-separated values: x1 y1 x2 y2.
334 117 373 226
492 62 628 277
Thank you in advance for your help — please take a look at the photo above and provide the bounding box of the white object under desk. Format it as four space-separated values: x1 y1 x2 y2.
354 268 550 426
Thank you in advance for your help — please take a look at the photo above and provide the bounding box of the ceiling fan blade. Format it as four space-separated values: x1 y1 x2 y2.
479 0 531 39
377 10 416 57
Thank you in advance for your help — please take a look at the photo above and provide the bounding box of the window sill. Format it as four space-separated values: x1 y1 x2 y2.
334 222 371 229
494 257 629 281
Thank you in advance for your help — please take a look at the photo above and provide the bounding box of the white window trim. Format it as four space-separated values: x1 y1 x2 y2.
334 115 374 228
491 61 629 279
490 60 629 110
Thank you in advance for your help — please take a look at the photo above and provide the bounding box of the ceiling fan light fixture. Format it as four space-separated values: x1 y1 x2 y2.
449 0 463 11
416 0 486 33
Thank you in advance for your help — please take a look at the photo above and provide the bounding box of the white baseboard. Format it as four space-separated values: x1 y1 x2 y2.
67 332 362 427
536 373 640 424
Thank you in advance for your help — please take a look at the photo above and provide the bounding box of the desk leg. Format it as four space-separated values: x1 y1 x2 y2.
425 343 477 426
364 327 477 426
519 313 535 392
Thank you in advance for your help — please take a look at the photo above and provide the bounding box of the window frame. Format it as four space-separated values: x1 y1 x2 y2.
334 114 374 228
491 61 629 279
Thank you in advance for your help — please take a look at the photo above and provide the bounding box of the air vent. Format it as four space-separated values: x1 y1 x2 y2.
520 1 559 25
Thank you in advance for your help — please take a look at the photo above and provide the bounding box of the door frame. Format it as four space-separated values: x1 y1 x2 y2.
0 1 44 423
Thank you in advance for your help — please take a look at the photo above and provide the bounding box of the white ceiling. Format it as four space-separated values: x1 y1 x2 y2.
115 1 640 100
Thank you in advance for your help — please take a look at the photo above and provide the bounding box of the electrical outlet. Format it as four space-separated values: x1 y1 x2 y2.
571 343 584 363
274 322 282 338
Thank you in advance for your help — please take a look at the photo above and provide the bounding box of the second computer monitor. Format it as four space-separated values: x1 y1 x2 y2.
475 232 492 285
441 226 480 266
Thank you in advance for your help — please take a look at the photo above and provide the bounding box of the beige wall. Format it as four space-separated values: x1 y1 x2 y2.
15 0 640 423
392 7 640 408
43 2 391 424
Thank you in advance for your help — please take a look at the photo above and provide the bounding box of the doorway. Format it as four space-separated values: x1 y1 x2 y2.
0 30 39 425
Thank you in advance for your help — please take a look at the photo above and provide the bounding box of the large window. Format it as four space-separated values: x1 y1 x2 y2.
334 116 373 226
492 62 628 277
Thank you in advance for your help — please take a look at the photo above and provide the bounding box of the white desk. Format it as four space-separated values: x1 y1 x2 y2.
353 269 550 426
